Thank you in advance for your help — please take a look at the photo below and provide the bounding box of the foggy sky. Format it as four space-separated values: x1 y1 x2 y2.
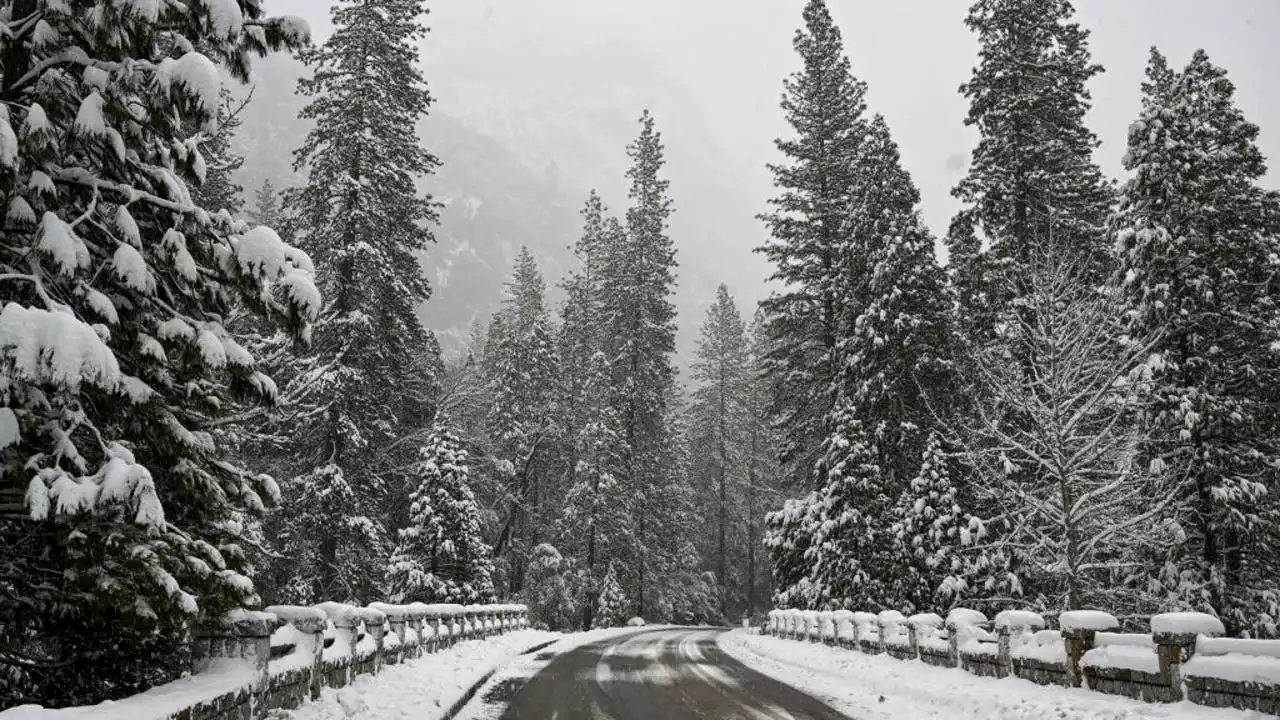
265 0 1280 273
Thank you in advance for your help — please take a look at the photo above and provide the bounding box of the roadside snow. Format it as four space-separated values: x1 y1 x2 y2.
282 630 558 720
718 631 1261 720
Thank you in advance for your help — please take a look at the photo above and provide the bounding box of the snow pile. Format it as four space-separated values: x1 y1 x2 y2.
1151 613 1225 637
1184 636 1280 685
1080 633 1158 674
280 630 557 720
1059 611 1119 632
627 617 646 627
0 303 119 389
1011 629 1067 665
719 630 1255 720
994 611 1046 630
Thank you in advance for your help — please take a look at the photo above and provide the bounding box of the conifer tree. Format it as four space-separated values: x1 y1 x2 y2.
276 0 440 602
1113 49 1280 633
950 0 1113 318
889 432 970 613
248 179 283 228
689 285 751 616
486 248 560 595
757 0 869 486
600 111 679 617
189 90 248 216
387 424 495 604
0 1 310 705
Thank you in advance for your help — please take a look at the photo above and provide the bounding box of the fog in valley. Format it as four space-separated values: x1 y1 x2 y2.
257 0 1280 355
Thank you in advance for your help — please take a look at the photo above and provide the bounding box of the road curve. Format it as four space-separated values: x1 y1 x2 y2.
493 628 851 720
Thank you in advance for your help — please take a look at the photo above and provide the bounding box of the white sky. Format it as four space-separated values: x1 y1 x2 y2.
266 0 1280 260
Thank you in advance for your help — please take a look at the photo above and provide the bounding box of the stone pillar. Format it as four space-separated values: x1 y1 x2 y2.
383 606 408 665
907 623 921 660
1152 612 1224 701
1062 628 1104 688
430 614 444 653
267 606 328 701
193 611 278 693
358 608 387 676
405 605 427 660
996 625 1013 678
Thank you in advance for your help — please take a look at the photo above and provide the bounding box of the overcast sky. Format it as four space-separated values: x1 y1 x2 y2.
266 0 1280 262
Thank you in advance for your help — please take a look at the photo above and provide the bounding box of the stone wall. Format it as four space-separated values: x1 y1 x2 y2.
765 607 1280 716
92 602 529 720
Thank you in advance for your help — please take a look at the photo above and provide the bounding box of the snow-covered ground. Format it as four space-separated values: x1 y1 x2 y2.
281 630 559 720
718 631 1267 720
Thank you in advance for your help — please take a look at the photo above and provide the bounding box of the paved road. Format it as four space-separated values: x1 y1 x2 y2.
491 628 850 720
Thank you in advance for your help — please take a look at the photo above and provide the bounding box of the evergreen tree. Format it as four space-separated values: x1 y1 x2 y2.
486 248 560 595
600 110 679 617
689 285 751 616
950 0 1113 319
248 179 283 228
889 432 970 613
743 311 784 617
275 0 440 603
189 90 248 216
0 1 310 706
1113 49 1280 634
757 0 869 486
387 424 496 604
594 563 628 628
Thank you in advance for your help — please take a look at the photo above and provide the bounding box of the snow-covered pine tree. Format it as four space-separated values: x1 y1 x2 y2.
889 432 970 614
558 193 627 628
757 0 868 488
521 543 577 631
188 90 248 216
275 0 440 603
594 563 628 628
763 493 824 609
688 284 751 617
791 114 958 611
599 110 679 617
742 310 784 617
0 1 312 706
1113 49 1280 635
485 247 560 595
247 179 283 229
950 0 1113 321
387 424 495 604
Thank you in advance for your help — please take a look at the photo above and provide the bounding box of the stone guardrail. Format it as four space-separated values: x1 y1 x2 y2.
20 603 528 720
765 607 1280 715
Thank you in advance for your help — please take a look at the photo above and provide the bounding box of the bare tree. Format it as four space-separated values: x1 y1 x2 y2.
956 243 1180 613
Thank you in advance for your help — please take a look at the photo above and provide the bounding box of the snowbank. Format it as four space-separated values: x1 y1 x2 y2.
718 630 1256 720
279 630 558 720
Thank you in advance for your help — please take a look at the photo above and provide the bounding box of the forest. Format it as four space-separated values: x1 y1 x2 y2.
2 0 1279 710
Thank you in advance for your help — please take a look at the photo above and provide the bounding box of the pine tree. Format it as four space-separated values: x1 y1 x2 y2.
189 90 248 216
387 424 496 604
486 248 560 595
600 111 679 617
689 285 751 616
757 0 869 486
248 179 283 228
594 563 628 628
782 114 957 611
275 0 440 603
951 0 1113 319
889 432 969 613
1113 49 1280 634
0 2 311 706
557 193 627 628
743 311 784 617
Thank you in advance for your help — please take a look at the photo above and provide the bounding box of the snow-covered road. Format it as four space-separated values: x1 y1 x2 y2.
458 627 849 719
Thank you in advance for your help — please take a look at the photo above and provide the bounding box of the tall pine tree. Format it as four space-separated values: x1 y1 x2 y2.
275 0 440 603
1113 49 1280 635
950 0 1113 320
757 0 869 488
